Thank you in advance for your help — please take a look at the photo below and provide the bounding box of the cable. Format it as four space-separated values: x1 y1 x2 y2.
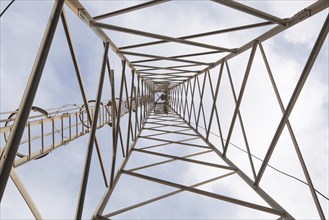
190 122 329 201
0 0 15 17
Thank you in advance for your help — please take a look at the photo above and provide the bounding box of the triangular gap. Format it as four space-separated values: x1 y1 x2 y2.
182 81 190 121
134 158 234 188
83 139 116 219
141 129 198 139
195 173 279 217
1 177 35 219
260 128 318 219
224 49 252 96
225 118 255 179
121 61 134 145
212 61 235 142
103 173 175 217
238 46 282 174
125 148 174 172
190 149 231 167
193 73 208 137
179 83 187 117
208 62 235 152
188 77 198 126
140 132 199 144
204 65 222 138
132 144 211 162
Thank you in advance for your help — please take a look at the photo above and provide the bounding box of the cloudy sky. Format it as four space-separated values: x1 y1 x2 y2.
0 0 328 219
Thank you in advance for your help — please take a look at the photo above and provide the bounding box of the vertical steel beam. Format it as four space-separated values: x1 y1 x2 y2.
0 0 64 201
188 78 197 124
225 61 257 180
223 42 258 157
254 15 329 195
207 71 225 151
110 60 126 187
196 73 208 132
182 82 190 120
75 42 109 220
206 62 224 140
61 10 108 188
126 71 135 153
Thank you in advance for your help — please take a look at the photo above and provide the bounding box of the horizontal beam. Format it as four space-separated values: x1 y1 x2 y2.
91 22 235 52
128 50 224 64
123 51 210 65
122 170 286 217
211 0 286 25
93 0 170 20
133 148 235 170
119 21 273 50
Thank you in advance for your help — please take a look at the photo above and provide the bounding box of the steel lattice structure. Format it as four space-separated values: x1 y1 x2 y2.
0 0 328 219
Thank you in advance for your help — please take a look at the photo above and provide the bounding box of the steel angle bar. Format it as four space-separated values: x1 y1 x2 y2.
138 136 209 149
145 121 187 127
196 73 208 132
122 69 134 142
92 22 234 52
126 71 135 152
206 62 224 140
10 169 43 219
137 77 142 131
76 42 109 220
122 170 286 217
0 0 64 201
134 64 199 73
129 50 224 64
257 39 328 218
105 172 235 218
136 64 202 71
182 82 191 120
211 0 286 25
188 79 198 124
93 0 170 20
127 149 213 172
125 51 210 65
254 14 329 194
141 127 198 136
139 131 197 138
133 148 236 170
225 61 256 180
140 72 194 77
206 71 225 151
133 87 139 135
61 10 108 188
172 108 294 219
119 21 273 50
110 60 127 188
223 42 258 157
147 117 182 122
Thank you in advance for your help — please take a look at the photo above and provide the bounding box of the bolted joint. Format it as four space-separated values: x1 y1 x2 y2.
297 9 311 22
